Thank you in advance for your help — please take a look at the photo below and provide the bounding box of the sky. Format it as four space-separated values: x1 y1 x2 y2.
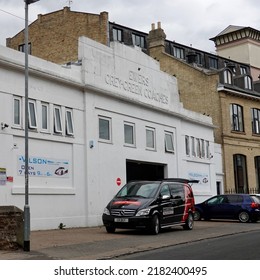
0 0 259 53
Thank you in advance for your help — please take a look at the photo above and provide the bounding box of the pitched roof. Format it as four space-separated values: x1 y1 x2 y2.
215 25 246 37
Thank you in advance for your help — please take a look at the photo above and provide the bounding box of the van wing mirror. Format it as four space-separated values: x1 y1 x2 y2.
161 194 171 200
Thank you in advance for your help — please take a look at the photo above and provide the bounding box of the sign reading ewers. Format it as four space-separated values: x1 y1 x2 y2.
105 70 169 105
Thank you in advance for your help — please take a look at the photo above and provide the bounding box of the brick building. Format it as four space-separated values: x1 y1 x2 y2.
6 7 260 194
147 24 260 194
6 7 109 64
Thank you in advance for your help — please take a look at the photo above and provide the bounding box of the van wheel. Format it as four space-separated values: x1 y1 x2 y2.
238 211 250 223
183 213 194 230
150 215 160 235
105 226 116 233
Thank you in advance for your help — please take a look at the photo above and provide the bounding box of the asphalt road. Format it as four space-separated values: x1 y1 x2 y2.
116 229 260 260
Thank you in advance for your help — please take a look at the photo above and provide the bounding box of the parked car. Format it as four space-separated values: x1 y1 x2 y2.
102 178 197 234
194 194 260 223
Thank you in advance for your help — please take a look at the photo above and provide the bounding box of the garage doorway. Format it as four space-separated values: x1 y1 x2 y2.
126 160 165 182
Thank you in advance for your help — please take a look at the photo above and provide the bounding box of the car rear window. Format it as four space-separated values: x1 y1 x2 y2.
251 195 260 203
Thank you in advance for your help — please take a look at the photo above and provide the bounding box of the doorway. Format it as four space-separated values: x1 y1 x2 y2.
126 160 165 182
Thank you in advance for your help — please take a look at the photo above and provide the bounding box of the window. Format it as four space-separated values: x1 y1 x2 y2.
18 43 31 54
240 66 247 75
251 108 260 134
206 141 210 159
165 131 174 153
255 157 260 193
28 100 37 129
132 34 145 48
13 96 21 126
244 76 252 90
41 103 49 131
99 116 111 141
65 109 74 136
196 53 202 65
209 57 218 69
54 106 62 134
230 104 244 132
201 139 205 158
233 154 248 194
191 136 196 157
196 138 201 158
185 135 190 156
113 28 123 42
124 122 135 146
223 69 232 84
173 46 185 59
146 127 155 150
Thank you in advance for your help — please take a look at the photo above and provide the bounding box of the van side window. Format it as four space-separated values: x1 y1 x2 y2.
160 185 171 197
169 184 184 200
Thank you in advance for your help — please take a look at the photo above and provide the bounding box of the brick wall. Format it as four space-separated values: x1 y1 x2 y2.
147 25 222 143
0 206 23 250
6 7 109 64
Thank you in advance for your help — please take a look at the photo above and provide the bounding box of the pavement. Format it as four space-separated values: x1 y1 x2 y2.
0 221 260 260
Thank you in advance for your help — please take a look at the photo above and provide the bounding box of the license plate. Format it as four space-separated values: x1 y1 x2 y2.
114 218 129 223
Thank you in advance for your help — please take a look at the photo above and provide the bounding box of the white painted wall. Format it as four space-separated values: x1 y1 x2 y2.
79 38 218 226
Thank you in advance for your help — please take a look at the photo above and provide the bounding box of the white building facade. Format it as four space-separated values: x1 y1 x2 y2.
0 38 221 230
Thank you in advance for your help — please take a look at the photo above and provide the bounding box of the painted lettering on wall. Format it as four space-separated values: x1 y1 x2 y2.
105 70 169 105
18 156 69 178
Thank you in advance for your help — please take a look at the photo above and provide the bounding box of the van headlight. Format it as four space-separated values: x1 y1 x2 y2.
136 208 151 216
103 207 110 215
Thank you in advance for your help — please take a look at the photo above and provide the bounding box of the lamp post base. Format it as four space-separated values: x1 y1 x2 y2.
23 240 30 252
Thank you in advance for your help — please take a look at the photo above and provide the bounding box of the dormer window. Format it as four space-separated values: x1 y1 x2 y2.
172 46 185 59
244 75 252 90
113 28 123 42
132 33 145 48
223 69 232 84
209 57 218 69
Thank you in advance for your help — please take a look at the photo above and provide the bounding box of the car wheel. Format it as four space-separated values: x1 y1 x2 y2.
183 212 194 230
238 211 250 223
194 210 201 221
105 226 116 233
150 215 160 235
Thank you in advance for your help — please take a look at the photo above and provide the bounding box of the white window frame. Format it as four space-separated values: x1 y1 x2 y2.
124 122 135 147
53 106 63 134
224 69 232 84
146 127 156 150
191 136 196 157
65 108 74 136
165 131 174 153
41 103 49 132
185 135 190 156
13 96 22 127
201 139 205 158
28 99 37 129
206 141 210 159
196 138 201 158
99 116 112 142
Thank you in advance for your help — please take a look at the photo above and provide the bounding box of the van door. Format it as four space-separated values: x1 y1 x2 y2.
158 184 174 226
170 183 185 223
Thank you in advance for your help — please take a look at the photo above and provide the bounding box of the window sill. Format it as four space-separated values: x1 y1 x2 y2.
12 187 75 195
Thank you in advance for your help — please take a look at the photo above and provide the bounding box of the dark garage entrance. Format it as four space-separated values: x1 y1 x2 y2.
126 160 165 182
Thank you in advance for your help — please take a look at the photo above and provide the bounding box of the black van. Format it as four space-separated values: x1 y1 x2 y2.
102 178 197 234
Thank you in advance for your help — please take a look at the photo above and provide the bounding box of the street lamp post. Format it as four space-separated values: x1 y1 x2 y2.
24 0 39 252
